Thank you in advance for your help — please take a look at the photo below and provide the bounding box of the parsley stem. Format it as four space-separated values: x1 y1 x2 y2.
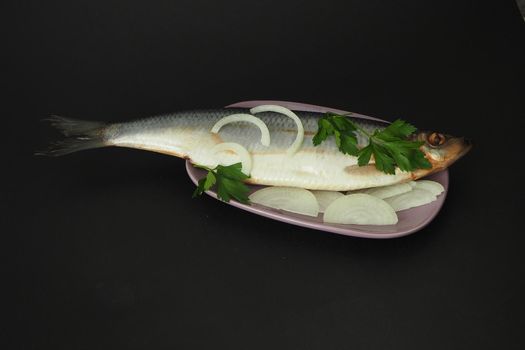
347 120 389 147
348 119 372 139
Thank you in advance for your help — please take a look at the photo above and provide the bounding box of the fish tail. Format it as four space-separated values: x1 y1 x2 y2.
37 115 109 156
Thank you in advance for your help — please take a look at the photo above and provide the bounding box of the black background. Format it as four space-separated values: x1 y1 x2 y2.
3 0 525 349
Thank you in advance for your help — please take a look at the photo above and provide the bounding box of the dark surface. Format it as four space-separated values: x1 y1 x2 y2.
518 0 525 18
3 0 525 349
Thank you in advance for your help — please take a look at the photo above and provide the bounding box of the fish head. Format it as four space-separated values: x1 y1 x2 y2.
412 131 472 176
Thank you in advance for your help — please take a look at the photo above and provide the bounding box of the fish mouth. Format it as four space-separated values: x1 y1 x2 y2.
441 137 472 170
457 137 473 159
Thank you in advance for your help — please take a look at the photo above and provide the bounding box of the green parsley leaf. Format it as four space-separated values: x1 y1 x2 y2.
408 148 433 170
217 176 250 203
216 163 249 182
370 143 396 175
312 114 358 156
339 133 360 156
357 144 373 166
192 162 251 204
312 113 432 174
192 171 216 198
312 118 333 146
379 119 417 140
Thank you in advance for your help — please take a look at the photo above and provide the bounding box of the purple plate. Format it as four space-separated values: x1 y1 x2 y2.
185 100 449 239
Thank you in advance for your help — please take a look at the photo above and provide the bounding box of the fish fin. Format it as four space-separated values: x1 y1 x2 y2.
37 116 108 156
42 115 106 137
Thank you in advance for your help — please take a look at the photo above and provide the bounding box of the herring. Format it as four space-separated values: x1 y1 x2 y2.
40 107 472 191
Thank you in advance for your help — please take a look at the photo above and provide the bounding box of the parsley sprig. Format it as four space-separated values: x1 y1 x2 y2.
313 113 432 175
192 162 251 204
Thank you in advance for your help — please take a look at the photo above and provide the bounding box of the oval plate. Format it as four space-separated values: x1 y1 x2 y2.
186 100 448 239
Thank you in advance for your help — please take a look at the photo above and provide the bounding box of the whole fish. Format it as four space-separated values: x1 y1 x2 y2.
42 107 471 191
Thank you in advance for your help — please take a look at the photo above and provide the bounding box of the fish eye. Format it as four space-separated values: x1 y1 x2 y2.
427 132 446 147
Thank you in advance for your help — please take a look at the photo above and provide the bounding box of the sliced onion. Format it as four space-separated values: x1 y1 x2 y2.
250 105 304 155
311 190 344 213
414 180 444 196
324 194 398 225
211 113 270 146
212 142 252 175
384 189 437 212
249 187 319 217
408 181 417 188
362 183 413 199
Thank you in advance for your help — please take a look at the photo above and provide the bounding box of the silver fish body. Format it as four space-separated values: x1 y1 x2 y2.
103 108 413 191
44 107 470 191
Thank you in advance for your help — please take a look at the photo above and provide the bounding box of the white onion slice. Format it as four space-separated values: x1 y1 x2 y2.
311 190 344 213
249 187 319 217
414 180 444 196
250 105 304 155
384 189 437 212
362 183 413 199
212 142 252 175
409 181 417 188
211 113 270 146
324 194 398 225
